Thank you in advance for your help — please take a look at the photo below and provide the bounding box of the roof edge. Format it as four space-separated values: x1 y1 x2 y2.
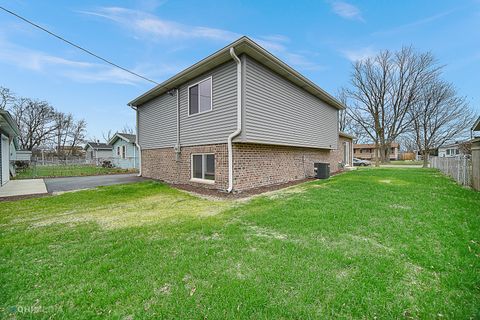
472 115 480 132
0 109 20 136
128 36 346 110
339 131 355 139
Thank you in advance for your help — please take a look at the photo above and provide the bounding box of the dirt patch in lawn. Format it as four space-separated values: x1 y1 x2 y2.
171 178 317 200
28 191 230 230
168 171 348 200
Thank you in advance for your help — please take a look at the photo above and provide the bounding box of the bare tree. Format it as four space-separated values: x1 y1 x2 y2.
10 98 58 150
347 47 441 164
52 112 73 158
337 88 368 143
121 124 135 135
51 112 87 158
69 119 87 155
0 86 15 110
411 79 474 167
102 130 113 143
397 134 417 153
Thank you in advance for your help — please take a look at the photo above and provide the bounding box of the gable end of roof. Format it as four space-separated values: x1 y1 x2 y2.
128 36 345 110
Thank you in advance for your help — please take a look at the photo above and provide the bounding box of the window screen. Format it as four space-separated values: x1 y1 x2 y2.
189 85 199 115
192 154 215 181
192 155 203 179
189 78 212 115
204 154 215 180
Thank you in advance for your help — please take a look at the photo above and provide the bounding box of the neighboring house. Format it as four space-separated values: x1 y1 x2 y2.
471 116 480 190
0 110 20 186
438 141 469 157
128 36 353 192
353 143 399 161
109 133 139 169
472 116 480 139
84 142 113 165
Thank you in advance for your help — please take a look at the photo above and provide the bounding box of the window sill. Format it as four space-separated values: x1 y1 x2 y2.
190 178 215 185
187 108 213 117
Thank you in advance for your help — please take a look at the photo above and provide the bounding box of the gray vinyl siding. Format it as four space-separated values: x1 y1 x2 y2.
242 56 338 149
137 61 238 149
179 61 237 146
138 92 177 149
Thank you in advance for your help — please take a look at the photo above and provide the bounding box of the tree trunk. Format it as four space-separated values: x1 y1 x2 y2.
374 142 380 167
422 150 429 168
384 143 391 163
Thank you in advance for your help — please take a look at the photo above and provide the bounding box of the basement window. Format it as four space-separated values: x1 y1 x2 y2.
191 154 215 183
188 77 212 115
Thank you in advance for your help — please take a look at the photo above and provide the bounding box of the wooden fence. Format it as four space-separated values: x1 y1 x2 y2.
430 156 472 187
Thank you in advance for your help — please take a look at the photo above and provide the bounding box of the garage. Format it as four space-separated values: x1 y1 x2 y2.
0 110 20 187
1 134 10 185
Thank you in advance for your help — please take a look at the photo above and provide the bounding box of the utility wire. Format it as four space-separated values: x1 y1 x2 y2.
0 5 159 84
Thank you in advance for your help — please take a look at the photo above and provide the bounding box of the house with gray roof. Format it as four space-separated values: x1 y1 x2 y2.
108 133 139 169
128 36 353 192
85 141 113 165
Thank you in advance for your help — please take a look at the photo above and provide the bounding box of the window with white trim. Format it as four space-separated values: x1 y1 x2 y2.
117 146 120 156
191 154 215 182
121 145 126 159
188 78 212 115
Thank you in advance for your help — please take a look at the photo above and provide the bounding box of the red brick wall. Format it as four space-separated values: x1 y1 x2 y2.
142 144 228 190
232 140 351 190
141 136 352 192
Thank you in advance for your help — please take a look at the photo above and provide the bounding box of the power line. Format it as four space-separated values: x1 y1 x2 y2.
0 6 159 85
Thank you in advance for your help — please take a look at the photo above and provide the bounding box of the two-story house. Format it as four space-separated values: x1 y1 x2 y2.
128 37 352 192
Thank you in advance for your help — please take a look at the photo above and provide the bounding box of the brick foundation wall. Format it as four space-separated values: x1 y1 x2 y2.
232 140 349 191
141 137 352 192
142 144 228 190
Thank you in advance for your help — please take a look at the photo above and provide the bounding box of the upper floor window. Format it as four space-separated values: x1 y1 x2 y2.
188 77 212 115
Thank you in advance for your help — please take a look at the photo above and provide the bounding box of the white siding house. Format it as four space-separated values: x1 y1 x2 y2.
109 133 139 169
84 142 113 165
438 142 467 158
0 110 20 186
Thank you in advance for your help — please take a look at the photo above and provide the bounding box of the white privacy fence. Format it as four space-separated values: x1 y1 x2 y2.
430 156 472 187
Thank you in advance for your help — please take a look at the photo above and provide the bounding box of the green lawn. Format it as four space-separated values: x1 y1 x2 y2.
15 164 136 179
388 160 424 165
1 169 479 318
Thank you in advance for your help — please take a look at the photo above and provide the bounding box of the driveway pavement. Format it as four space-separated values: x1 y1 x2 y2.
45 174 145 193
0 179 48 198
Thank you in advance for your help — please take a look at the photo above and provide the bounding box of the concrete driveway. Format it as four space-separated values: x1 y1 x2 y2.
0 179 48 198
45 174 145 193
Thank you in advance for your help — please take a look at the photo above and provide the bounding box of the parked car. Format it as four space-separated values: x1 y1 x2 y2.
353 158 371 166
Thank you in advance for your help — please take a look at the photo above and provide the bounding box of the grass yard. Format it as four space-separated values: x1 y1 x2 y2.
15 164 136 179
1 169 479 318
388 160 424 165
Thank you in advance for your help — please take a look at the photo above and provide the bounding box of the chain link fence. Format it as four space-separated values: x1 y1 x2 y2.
15 156 137 179
430 156 472 187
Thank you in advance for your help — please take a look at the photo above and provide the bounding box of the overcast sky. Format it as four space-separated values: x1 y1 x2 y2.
1 0 479 140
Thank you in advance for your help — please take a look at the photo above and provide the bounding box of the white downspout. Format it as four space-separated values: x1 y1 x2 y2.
227 47 242 193
130 105 142 176
175 88 181 159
